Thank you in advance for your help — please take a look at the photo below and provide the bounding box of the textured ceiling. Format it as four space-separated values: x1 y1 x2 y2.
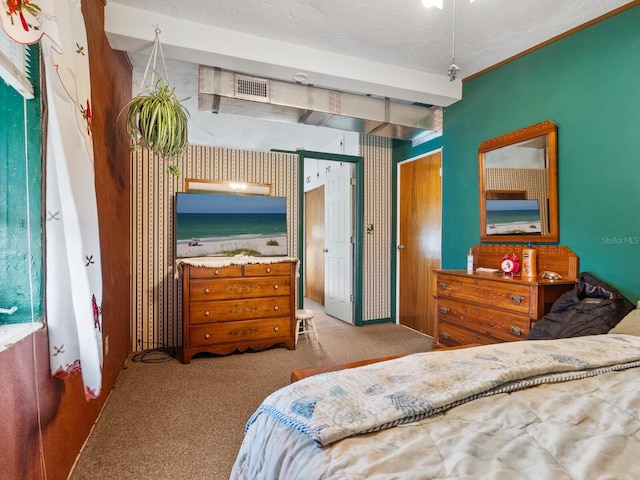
104 0 635 151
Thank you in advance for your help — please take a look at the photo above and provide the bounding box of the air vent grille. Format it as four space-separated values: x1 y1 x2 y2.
235 74 270 102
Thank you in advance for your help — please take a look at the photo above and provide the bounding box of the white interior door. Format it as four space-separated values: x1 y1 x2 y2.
324 164 353 323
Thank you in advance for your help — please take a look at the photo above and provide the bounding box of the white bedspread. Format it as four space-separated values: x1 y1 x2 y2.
232 335 640 479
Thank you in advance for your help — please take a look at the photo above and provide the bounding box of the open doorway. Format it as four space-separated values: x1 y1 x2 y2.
297 151 364 325
305 162 353 323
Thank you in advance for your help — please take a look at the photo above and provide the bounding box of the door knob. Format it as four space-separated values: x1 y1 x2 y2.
397 244 406 250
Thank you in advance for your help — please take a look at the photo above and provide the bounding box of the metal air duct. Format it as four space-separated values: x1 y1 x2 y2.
197 66 442 143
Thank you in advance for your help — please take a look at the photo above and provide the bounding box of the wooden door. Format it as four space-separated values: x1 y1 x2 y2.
305 186 325 304
398 152 442 335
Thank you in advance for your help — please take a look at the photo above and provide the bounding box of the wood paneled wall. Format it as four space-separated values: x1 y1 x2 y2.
132 137 394 351
0 3 133 479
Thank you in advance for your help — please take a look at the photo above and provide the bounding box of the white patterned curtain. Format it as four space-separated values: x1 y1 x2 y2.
1 0 103 399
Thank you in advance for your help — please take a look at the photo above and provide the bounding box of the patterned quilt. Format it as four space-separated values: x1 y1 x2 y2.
233 335 640 479
246 335 640 447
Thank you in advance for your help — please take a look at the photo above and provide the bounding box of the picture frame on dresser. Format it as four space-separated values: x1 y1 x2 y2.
175 191 288 259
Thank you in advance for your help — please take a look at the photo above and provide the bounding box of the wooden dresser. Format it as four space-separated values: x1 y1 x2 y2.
434 245 578 348
180 259 297 363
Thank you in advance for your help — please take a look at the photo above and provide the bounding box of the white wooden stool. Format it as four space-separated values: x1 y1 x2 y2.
295 309 319 346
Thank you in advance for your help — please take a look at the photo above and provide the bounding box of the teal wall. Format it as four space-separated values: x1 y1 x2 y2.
0 44 43 324
394 6 640 303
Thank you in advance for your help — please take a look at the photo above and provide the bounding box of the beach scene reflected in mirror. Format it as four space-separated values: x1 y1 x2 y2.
485 199 541 236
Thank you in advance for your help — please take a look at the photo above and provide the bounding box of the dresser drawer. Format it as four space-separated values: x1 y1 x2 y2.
187 265 243 279
437 321 495 347
189 317 290 346
436 274 531 315
437 298 530 342
189 297 291 324
190 276 291 301
244 262 292 277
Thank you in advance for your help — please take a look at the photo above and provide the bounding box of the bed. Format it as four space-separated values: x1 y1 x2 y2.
231 309 640 479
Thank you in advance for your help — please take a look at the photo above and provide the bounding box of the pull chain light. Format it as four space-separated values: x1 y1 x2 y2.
421 0 477 80
448 0 460 81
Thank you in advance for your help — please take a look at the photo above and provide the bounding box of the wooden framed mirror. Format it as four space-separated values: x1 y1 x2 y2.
478 120 558 243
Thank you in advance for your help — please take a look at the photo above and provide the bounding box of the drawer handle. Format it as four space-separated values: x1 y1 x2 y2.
204 333 210 339
214 269 220 275
439 332 450 341
274 326 279 332
439 306 450 314
510 326 524 336
204 310 210 316
204 288 210 294
510 294 524 305
439 282 450 290
273 284 279 290
266 267 271 273
274 305 279 311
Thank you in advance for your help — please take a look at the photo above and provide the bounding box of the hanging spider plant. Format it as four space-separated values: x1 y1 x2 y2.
123 74 189 168
120 28 189 177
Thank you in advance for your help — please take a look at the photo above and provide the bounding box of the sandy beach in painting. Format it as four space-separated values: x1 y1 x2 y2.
486 221 542 236
176 234 288 258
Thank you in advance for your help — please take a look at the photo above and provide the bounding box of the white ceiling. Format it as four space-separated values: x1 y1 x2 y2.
104 0 633 152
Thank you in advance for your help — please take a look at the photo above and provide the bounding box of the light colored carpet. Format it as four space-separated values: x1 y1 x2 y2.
69 299 433 480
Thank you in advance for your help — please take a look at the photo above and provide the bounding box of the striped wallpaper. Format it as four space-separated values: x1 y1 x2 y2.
131 137 393 351
360 135 393 322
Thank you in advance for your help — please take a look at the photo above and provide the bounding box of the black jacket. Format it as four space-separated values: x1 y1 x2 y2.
527 272 635 340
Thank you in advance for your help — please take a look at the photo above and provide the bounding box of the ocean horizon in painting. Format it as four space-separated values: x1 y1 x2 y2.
176 212 286 241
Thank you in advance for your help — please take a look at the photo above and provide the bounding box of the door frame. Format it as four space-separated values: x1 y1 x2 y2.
297 150 365 326
393 147 443 322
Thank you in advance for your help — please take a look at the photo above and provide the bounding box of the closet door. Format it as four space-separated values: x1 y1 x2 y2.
398 151 442 335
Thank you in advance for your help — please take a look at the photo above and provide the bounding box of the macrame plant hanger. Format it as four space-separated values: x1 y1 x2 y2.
123 26 188 175
138 26 171 96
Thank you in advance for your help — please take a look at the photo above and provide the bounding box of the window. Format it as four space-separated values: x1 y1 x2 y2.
0 27 34 99
0 40 42 336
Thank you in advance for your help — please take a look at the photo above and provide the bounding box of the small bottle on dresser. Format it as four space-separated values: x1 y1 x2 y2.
522 243 537 278
467 248 474 273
